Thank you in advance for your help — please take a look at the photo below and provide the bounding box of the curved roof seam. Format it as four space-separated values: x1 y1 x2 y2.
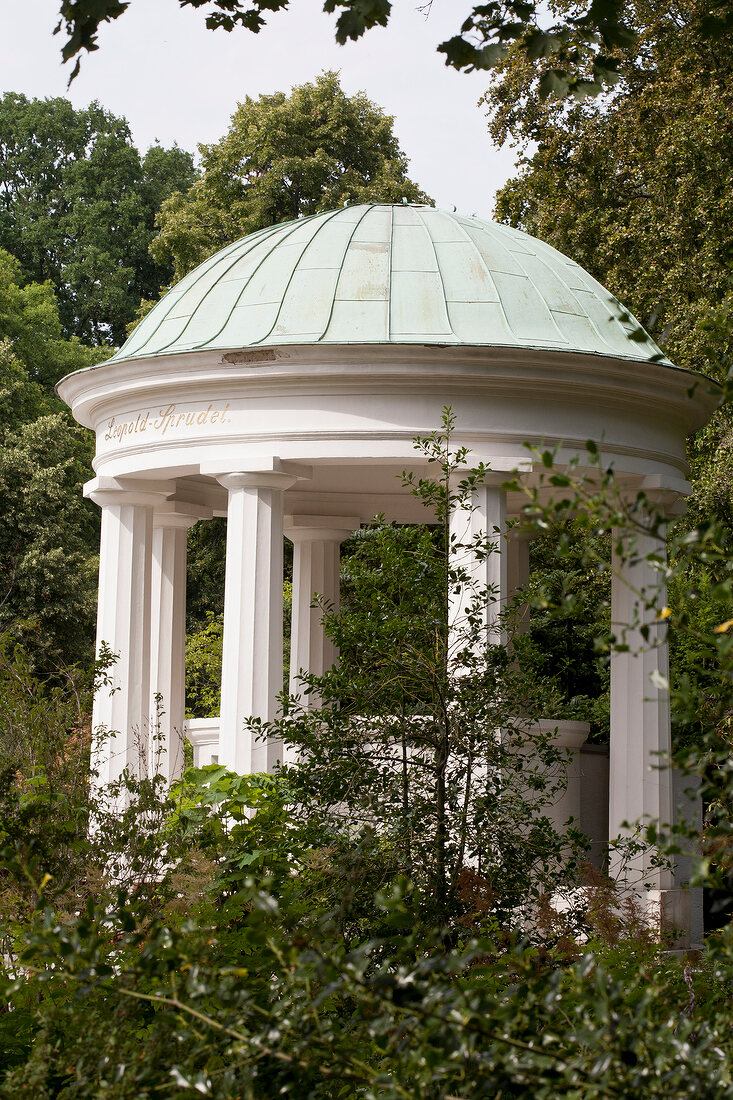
156 212 326 356
251 207 346 346
508 236 614 353
415 206 455 341
116 218 299 360
386 205 395 341
318 203 375 342
449 214 515 341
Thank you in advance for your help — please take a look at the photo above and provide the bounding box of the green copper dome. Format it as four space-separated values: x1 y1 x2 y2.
113 204 665 364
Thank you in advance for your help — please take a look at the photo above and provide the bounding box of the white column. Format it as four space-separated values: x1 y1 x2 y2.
217 469 296 775
149 501 211 784
506 526 532 636
609 520 674 893
449 476 507 663
284 515 360 711
86 483 169 789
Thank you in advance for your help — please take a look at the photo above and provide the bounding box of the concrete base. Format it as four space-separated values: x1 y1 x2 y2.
186 718 220 767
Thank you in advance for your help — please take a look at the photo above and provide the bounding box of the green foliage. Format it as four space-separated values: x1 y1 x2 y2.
6 416 733 1094
6 872 733 1097
0 340 51 433
516 522 611 739
0 637 94 941
51 0 679 103
0 413 98 669
334 523 445 713
185 612 223 718
152 72 431 278
186 518 227 635
484 0 733 751
0 248 101 392
487 0 733 383
0 92 196 344
0 248 100 668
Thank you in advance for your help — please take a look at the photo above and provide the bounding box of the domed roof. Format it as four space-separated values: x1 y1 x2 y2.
113 203 666 365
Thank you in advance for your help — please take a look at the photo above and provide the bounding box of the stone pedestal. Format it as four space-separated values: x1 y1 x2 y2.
185 718 221 767
517 719 590 834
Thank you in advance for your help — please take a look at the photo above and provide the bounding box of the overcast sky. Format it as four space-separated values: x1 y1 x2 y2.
0 0 520 218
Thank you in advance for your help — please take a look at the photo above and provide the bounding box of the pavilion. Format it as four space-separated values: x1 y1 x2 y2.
57 202 715 944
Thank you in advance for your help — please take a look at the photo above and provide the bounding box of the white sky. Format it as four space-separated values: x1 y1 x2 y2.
0 0 519 218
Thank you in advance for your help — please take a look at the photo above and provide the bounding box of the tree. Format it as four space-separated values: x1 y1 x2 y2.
0 93 196 345
0 413 99 670
0 250 101 668
486 0 733 382
253 414 588 928
152 72 431 279
483 0 733 746
0 249 103 392
54 0 644 97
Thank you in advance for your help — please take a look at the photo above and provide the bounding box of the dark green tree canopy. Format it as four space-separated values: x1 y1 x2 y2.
151 73 431 279
0 248 101 668
0 93 196 345
486 0 733 380
484 0 733 746
0 249 101 391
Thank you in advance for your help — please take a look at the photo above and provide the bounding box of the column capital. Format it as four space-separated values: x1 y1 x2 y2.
284 514 360 544
84 476 175 510
449 471 511 493
153 500 214 529
450 457 532 486
217 470 298 493
614 474 691 517
639 474 691 518
201 456 311 487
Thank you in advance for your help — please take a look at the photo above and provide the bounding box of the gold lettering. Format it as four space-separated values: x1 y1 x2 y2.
157 404 178 435
105 402 234 446
153 403 176 432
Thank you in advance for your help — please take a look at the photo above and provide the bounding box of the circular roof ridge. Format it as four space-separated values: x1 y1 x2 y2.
111 203 668 366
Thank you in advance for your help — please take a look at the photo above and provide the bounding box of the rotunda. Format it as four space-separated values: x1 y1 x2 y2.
58 202 715 939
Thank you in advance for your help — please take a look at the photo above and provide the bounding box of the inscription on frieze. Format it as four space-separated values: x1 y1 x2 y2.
104 402 233 445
